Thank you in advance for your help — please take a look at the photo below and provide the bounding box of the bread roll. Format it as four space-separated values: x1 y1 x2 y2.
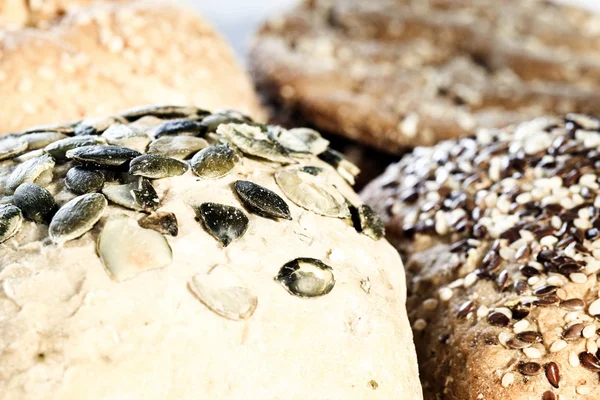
0 0 264 134
0 106 422 399
362 114 600 399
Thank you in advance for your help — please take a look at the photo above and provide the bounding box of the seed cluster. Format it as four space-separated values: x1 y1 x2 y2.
0 105 384 319
378 114 600 397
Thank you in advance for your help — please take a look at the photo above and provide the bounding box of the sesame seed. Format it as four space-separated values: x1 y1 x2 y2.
569 351 580 367
540 236 558 247
476 305 490 318
550 339 567 353
439 287 453 301
576 386 591 395
523 347 542 359
501 373 514 388
422 298 439 311
569 273 587 284
413 319 427 331
464 272 478 288
586 338 598 354
448 279 464 289
513 320 529 333
498 332 511 347
588 298 600 316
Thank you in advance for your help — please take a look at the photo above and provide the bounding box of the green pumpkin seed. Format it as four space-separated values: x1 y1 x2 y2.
65 167 105 194
98 216 172 281
275 258 335 298
274 170 350 218
44 136 108 160
129 154 189 179
189 265 257 320
102 177 159 211
268 126 329 155
300 166 324 176
23 120 79 135
75 115 126 136
190 145 238 179
153 119 205 138
233 180 291 220
138 212 178 236
147 136 209 159
217 124 293 164
199 111 250 132
318 149 360 185
0 137 28 161
20 131 67 150
353 204 385 240
6 154 55 191
196 202 248 247
66 145 141 169
13 182 56 223
101 124 151 153
119 105 209 122
0 204 23 243
49 193 107 244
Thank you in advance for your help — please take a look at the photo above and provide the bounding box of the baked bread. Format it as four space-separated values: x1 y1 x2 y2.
362 114 600 399
0 0 264 134
250 0 600 153
0 106 422 399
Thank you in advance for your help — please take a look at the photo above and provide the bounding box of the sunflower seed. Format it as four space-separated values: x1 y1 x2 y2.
102 177 159 211
20 131 67 150
275 258 335 298
66 145 141 170
195 202 248 247
75 115 125 136
65 167 105 194
44 136 108 160
0 204 23 243
147 136 208 159
128 154 188 179
189 265 258 321
49 193 107 245
545 362 560 389
190 145 239 179
101 124 151 153
119 105 208 122
6 154 55 191
13 183 56 223
274 170 350 218
354 204 385 240
318 148 360 185
217 123 293 164
153 119 205 138
97 216 172 281
0 136 28 161
233 180 291 220
138 212 178 236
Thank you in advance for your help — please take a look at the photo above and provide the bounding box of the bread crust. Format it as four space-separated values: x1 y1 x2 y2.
0 0 264 134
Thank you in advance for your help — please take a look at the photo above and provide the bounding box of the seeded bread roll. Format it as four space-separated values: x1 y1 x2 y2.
362 114 600 399
0 0 264 134
250 0 600 154
0 106 422 400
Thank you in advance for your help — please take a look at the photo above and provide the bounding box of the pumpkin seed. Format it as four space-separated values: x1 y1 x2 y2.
101 124 151 153
13 182 56 223
147 136 209 159
0 136 28 161
138 212 178 236
15 149 45 163
275 258 335 298
65 167 105 194
75 115 125 136
49 193 107 244
22 120 78 135
233 180 291 220
119 105 208 122
199 111 250 132
217 124 293 164
300 166 324 176
153 119 205 138
129 154 188 179
66 145 141 169
196 202 248 247
44 136 108 160
274 170 350 218
102 177 159 211
20 131 67 150
189 265 258 321
354 204 385 240
6 154 55 191
190 145 239 179
318 149 360 185
97 216 172 281
0 204 23 243
268 126 329 155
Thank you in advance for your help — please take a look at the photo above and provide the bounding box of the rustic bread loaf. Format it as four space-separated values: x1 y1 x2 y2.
0 106 422 400
0 0 264 134
362 114 600 399
250 0 600 153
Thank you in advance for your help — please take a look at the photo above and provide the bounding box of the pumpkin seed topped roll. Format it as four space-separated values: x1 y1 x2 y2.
0 106 422 400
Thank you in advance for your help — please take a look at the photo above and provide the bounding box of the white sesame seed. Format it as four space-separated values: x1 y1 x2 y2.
551 216 562 229
464 272 478 288
541 195 559 206
559 197 574 209
435 212 449 236
513 320 529 333
540 235 558 247
476 305 490 319
523 347 542 359
515 193 532 205
484 192 498 208
587 339 599 354
585 257 600 274
564 243 577 258
569 351 580 367
495 307 512 319
423 298 439 311
496 197 511 213
499 247 515 261
448 279 465 289
578 208 591 220
439 287 453 301
498 332 511 347
580 174 599 188
577 386 592 395
573 218 591 230
550 339 567 353
519 230 535 242
413 319 427 331
501 373 514 388
531 187 546 200
583 325 597 339
565 312 581 323
588 299 600 316
572 194 585 206
546 275 566 287
528 276 540 286
570 273 588 284
556 288 567 300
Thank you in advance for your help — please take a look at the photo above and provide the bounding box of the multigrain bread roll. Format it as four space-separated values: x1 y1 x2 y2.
0 0 264 134
0 106 422 400
362 114 600 399
250 0 600 153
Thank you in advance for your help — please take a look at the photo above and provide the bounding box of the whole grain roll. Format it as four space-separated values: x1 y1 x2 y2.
362 114 600 399
0 0 264 134
0 106 422 400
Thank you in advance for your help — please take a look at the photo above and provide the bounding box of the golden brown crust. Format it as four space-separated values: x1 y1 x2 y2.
0 0 264 134
362 115 600 399
250 0 600 153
